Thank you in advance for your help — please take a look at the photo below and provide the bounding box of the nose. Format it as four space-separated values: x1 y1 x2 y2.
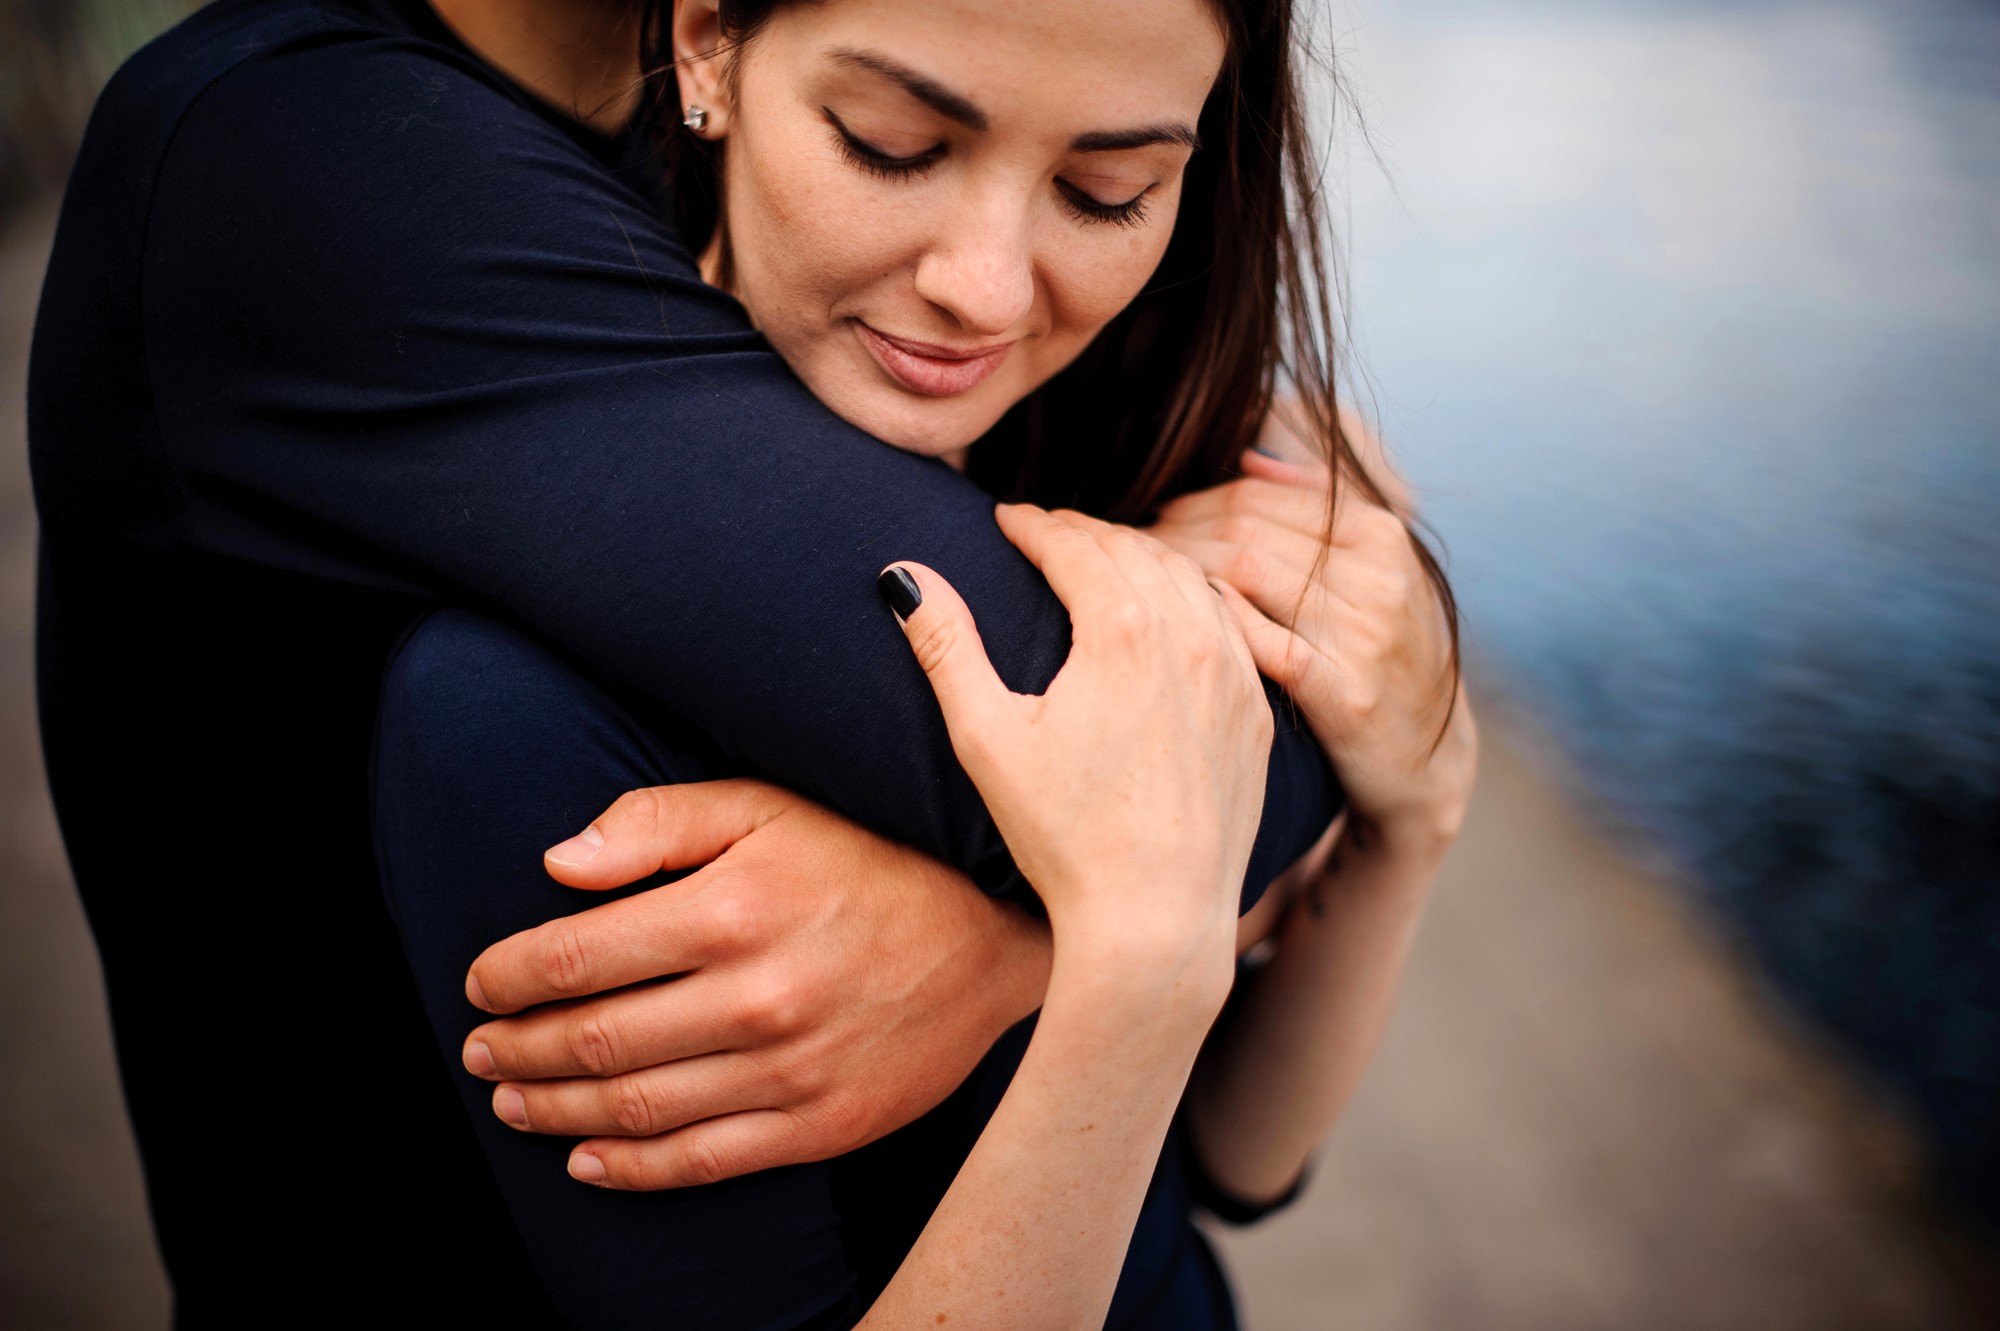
911 192 1036 338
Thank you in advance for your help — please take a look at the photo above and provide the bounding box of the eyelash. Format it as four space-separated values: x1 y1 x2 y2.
1055 180 1151 230
825 111 945 180
822 109 1153 229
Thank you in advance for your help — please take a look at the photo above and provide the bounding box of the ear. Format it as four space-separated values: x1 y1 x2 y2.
671 0 732 137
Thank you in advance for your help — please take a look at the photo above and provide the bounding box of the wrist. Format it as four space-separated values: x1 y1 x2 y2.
1356 798 1466 867
1049 907 1237 1022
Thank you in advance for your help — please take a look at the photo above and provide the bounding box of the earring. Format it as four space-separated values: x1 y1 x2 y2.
683 105 709 132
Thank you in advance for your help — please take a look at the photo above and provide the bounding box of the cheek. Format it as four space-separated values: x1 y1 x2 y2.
1036 205 1183 347
731 144 918 324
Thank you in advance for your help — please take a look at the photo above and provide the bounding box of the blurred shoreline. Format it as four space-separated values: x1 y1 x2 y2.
1343 0 2000 1224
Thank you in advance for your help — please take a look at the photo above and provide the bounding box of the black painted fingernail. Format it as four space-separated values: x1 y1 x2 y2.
877 567 922 622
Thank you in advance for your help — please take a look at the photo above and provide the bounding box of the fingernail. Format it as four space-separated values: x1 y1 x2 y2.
463 1040 496 1078
494 1087 529 1128
569 1151 607 1184
877 567 922 622
546 824 604 867
466 972 491 1011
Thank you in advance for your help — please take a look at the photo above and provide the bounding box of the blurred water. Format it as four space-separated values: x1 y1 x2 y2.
1335 0 2000 1214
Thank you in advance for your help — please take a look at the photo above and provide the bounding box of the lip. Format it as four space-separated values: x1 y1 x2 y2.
855 322 1015 398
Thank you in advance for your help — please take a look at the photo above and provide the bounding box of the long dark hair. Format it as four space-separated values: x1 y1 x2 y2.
637 0 1460 709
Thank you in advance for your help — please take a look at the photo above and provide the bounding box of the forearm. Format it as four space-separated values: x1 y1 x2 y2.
1186 827 1445 1203
861 945 1226 1331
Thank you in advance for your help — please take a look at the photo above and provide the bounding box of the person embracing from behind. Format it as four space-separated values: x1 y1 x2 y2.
29 0 1475 1324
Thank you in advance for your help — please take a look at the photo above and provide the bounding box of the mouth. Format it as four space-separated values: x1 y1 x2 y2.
855 322 1015 398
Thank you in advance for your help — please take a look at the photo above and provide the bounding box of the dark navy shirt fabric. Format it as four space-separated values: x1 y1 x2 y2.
28 0 1339 1323
371 608 1250 1330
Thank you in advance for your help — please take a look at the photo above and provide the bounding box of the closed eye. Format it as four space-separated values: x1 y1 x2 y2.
1055 179 1152 228
822 107 943 179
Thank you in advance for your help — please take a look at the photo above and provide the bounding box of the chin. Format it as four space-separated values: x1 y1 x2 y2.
817 379 1007 459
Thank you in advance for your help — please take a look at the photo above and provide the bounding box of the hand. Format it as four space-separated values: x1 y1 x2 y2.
881 503 1270 988
461 779 1052 1190
1150 440 1478 856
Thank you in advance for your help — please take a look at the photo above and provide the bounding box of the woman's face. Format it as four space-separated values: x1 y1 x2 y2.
674 0 1228 458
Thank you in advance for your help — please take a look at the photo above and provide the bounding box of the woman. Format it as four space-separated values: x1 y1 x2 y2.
28 0 1469 1323
369 0 1474 1324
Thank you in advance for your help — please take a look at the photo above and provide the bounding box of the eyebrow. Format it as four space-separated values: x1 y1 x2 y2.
829 47 987 131
827 46 1201 154
1072 124 1201 153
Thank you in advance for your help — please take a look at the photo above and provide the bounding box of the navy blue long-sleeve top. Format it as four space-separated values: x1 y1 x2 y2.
28 0 1338 1322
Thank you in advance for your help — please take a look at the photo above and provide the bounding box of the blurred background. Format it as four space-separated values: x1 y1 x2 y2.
2 0 1995 1327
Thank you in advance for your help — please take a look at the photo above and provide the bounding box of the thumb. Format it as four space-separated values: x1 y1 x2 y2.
877 562 1011 754
543 778 793 890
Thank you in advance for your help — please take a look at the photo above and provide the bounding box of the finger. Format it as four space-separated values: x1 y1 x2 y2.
1246 403 1418 518
1241 445 1332 490
544 778 793 889
877 560 1013 752
467 880 722 1014
492 1051 765 1138
1214 581 1344 714
1160 472 1403 556
1336 405 1419 517
1203 574 1263 689
1046 510 1197 618
465 972 739 1081
1168 534 1346 641
568 1109 813 1191
1156 477 1332 543
1155 514 1331 593
992 501 1135 621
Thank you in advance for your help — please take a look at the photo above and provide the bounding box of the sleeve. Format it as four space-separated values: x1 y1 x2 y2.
371 609 862 1329
141 34 1340 906
1179 1127 1309 1227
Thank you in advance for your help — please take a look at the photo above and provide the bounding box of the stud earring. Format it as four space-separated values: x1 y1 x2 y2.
682 105 709 132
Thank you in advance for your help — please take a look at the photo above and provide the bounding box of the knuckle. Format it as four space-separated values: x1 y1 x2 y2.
1179 623 1224 670
1219 514 1260 548
610 1076 670 1135
537 924 594 998
568 1010 621 1076
1225 543 1268 591
1100 596 1157 645
904 614 960 678
701 884 767 957
675 1134 734 1188
1273 637 1314 687
607 785 668 837
740 973 806 1039
1361 504 1406 545
1346 686 1382 724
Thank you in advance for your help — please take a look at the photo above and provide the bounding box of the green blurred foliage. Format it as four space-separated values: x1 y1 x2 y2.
1 0 205 219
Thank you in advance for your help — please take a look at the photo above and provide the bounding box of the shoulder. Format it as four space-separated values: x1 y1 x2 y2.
79 0 669 300
157 9 613 229
135 3 744 387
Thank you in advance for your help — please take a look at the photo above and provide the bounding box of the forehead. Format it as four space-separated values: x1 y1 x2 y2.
766 0 1229 128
